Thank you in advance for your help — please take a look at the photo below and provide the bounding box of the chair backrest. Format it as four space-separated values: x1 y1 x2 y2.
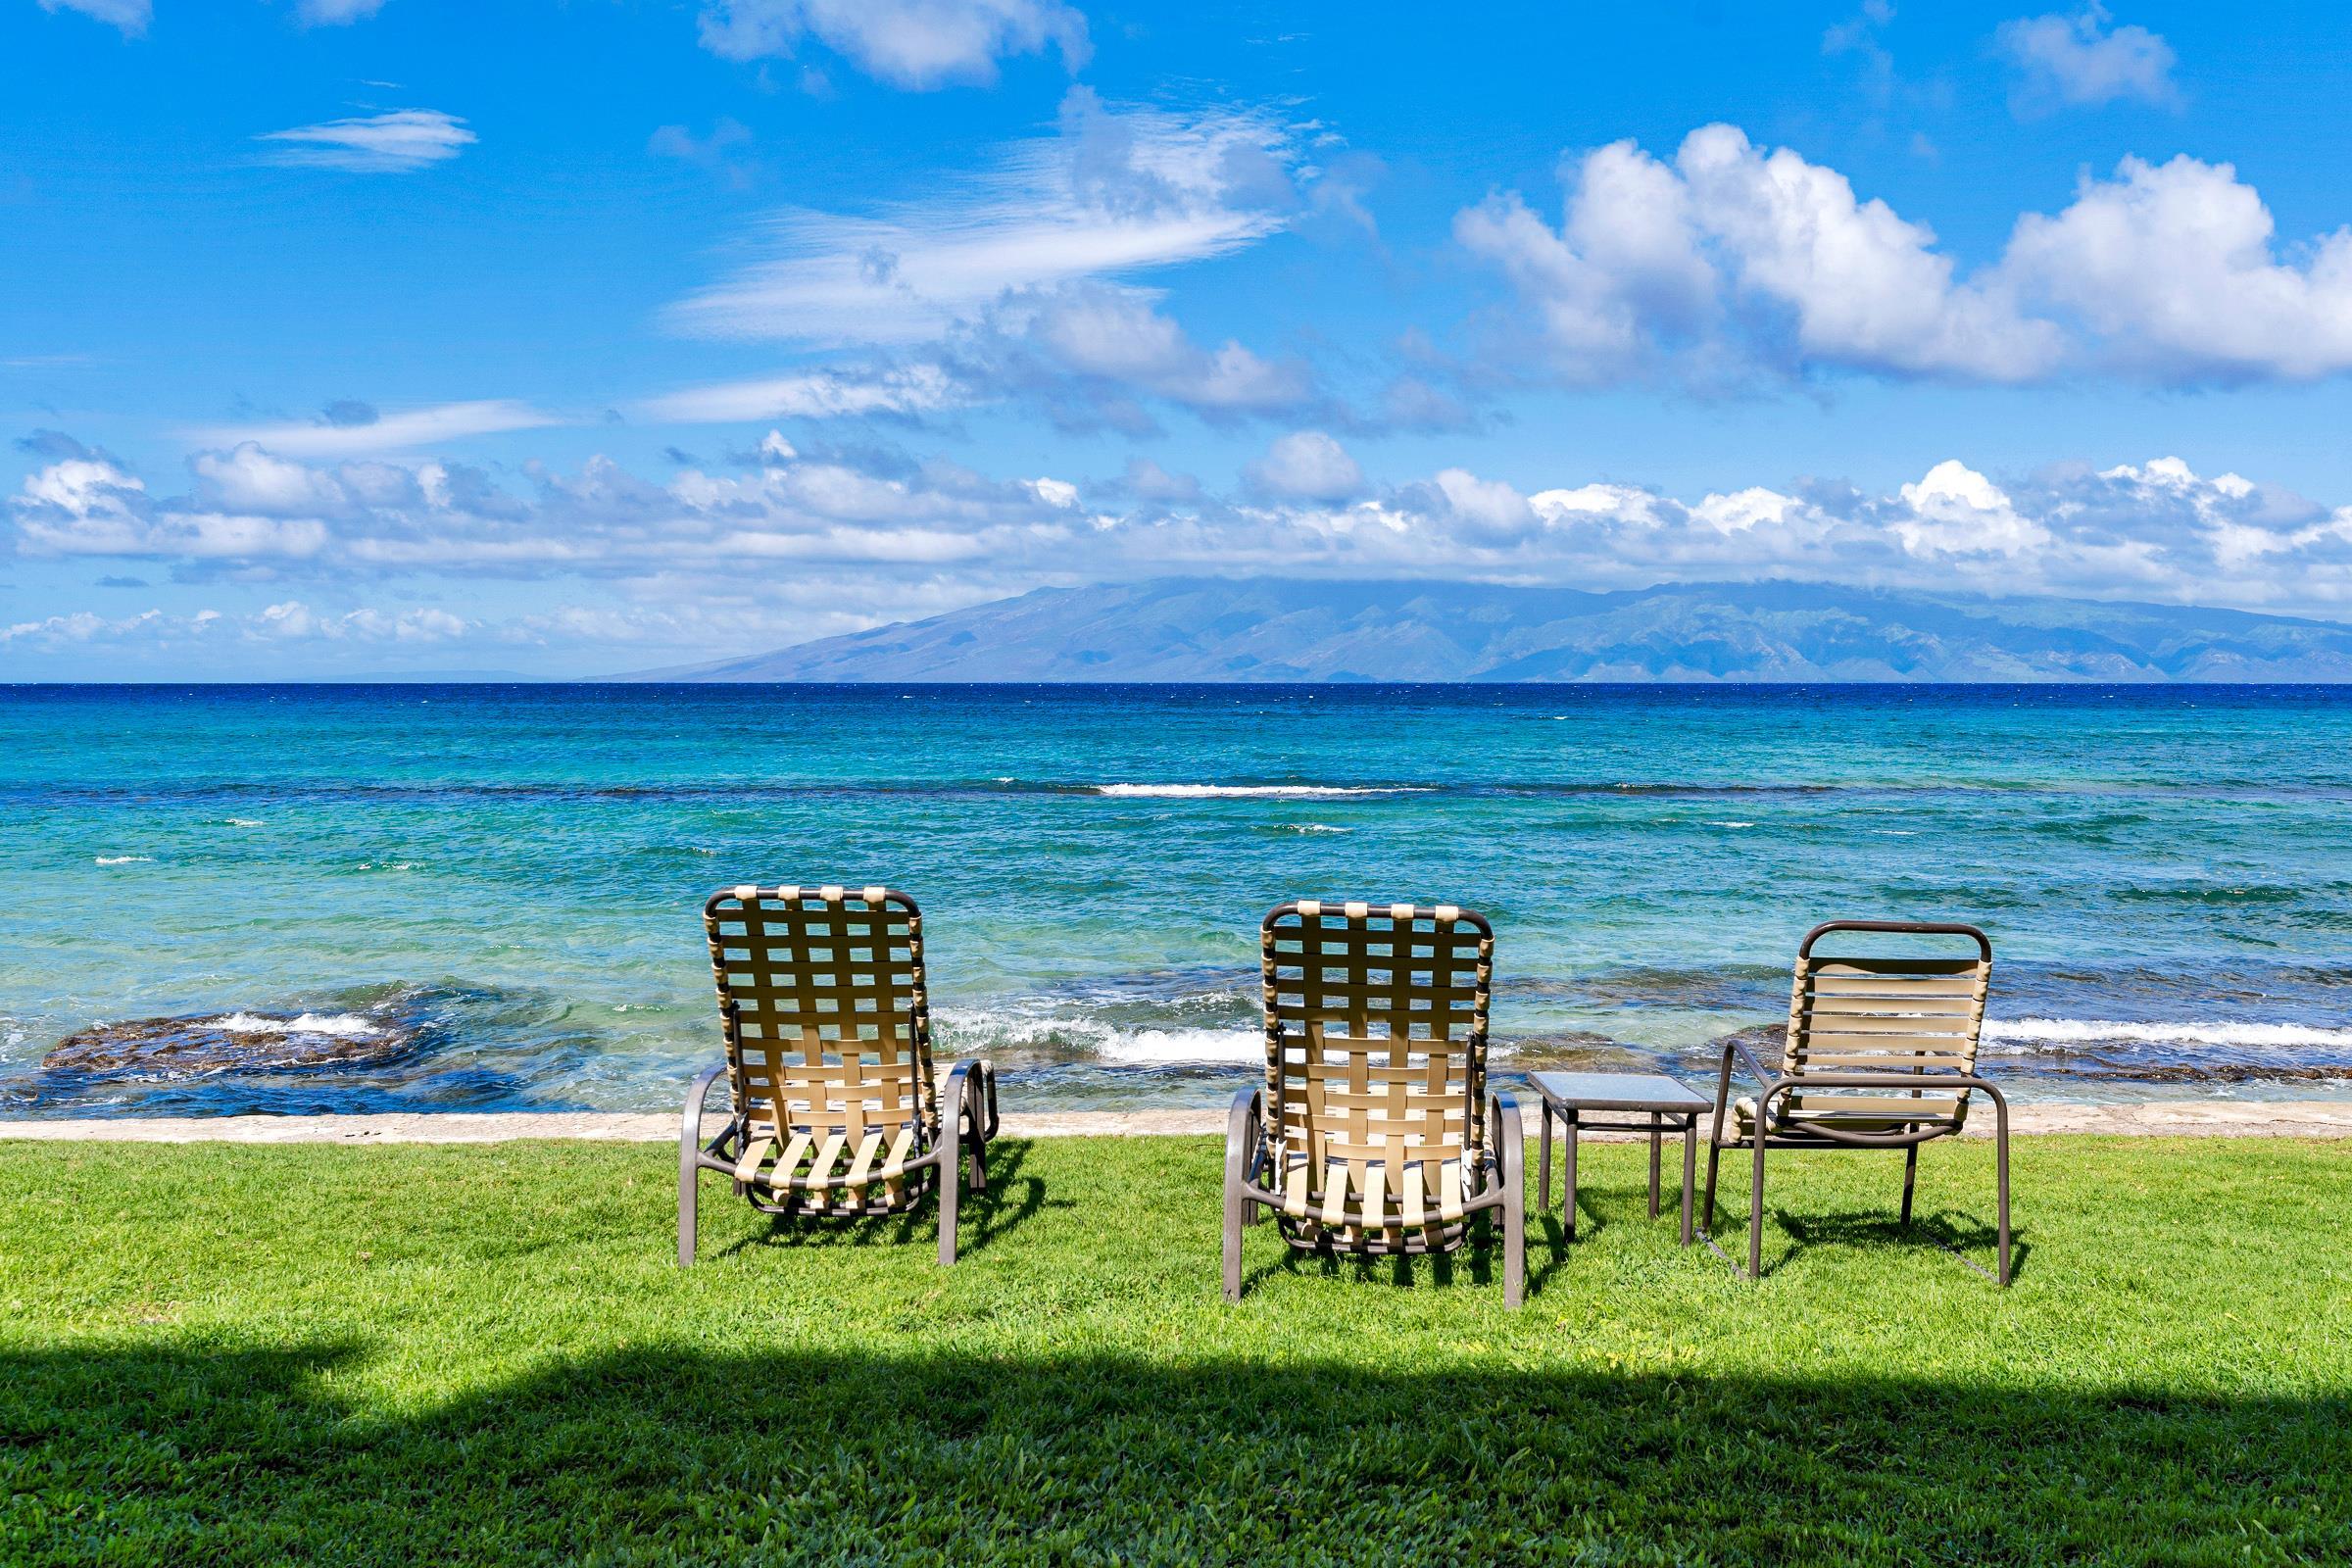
1258 901 1494 1175
703 884 936 1149
1786 920 1992 1108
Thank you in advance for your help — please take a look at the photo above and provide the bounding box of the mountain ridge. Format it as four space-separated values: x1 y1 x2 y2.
616 577 2352 683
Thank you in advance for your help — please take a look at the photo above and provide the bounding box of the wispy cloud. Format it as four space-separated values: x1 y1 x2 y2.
182 399 559 456
34 0 149 37
256 109 476 173
1996 5 2179 114
665 89 1306 345
697 0 1089 91
635 364 959 423
295 0 392 24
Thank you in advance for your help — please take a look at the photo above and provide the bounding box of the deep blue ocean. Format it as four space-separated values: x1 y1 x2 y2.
3 683 2349 1117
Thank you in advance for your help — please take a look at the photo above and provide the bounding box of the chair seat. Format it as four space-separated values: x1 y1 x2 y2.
733 1124 924 1195
1273 1154 1475 1232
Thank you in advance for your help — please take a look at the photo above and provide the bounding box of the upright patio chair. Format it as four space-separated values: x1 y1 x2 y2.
679 885 997 1266
1703 919 2012 1284
1223 900 1526 1306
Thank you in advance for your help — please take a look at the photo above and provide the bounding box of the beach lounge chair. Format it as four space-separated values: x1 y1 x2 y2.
679 885 997 1266
1702 919 2012 1284
1223 900 1526 1306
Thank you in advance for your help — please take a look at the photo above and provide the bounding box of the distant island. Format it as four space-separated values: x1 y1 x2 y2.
616 577 2352 683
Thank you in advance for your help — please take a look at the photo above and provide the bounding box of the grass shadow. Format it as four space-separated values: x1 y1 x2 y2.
2 1336 2344 1562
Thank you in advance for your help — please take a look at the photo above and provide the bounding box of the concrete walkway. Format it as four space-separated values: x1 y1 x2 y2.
3 1100 2349 1145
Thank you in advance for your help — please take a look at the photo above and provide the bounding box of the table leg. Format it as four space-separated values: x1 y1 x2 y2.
1538 1101 1552 1210
1647 1115 1662 1218
1563 1109 1579 1241
1679 1115 1696 1247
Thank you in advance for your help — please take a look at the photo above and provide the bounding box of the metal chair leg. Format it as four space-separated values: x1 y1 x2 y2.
1900 1144 1919 1227
1494 1092 1526 1308
1538 1102 1552 1211
1703 1138 1723 1234
1993 1095 2013 1287
1748 1137 1768 1282
1647 1117 1662 1218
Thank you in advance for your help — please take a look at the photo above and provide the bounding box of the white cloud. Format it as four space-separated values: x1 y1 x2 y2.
256 109 475 173
191 444 349 514
183 400 559 456
18 434 2352 647
635 364 958 423
1996 6 2179 113
1020 285 1311 415
1460 126 2063 384
35 0 148 36
697 0 1088 90
1247 431 1362 501
664 90 1305 345
1999 154 2352 380
296 0 390 23
1460 125 2352 387
1892 460 2051 556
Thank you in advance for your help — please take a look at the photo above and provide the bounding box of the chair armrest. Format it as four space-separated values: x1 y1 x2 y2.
943 1059 996 1144
1710 1035 1781 1141
1225 1084 1266 1190
681 1063 731 1154
1489 1090 1525 1181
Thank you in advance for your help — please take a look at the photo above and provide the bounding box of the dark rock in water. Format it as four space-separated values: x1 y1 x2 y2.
1501 1031 1662 1074
44 1010 413 1079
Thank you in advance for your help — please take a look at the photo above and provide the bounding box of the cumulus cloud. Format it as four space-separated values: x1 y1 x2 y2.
1999 154 2352 380
16 433 2352 661
1460 125 2352 387
1246 431 1362 502
256 109 475 173
1459 126 2063 384
34 0 148 36
665 90 1308 346
696 0 1089 90
183 399 560 456
1996 6 2179 113
1 600 464 652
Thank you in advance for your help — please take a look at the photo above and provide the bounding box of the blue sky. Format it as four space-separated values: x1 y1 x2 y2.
10 0 2352 676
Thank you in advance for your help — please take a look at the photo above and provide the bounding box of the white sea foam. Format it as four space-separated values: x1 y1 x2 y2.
94 856 152 865
1985 1017 2352 1050
1283 823 1351 834
935 1008 1259 1065
201 1011 382 1040
1704 820 1755 829
1090 783 1422 799
1094 1028 1263 1065
224 817 266 827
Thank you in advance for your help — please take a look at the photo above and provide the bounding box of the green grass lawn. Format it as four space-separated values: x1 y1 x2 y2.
1 1133 2347 1565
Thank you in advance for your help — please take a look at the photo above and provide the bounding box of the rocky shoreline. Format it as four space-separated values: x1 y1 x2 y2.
3 1101 2349 1145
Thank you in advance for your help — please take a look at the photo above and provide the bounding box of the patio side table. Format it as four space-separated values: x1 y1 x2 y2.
1530 1071 1709 1246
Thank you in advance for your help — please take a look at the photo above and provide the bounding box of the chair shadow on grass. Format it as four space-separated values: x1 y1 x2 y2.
4 1335 2343 1561
1239 1211 1504 1298
1768 1205 2032 1283
712 1137 1057 1261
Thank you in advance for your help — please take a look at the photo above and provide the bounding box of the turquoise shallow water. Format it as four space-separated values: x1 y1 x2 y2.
2 683 2349 1117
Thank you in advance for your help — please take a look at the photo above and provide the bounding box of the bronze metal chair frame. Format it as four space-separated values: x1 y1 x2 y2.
1703 919 2011 1285
1222 900 1527 1307
678 885 999 1268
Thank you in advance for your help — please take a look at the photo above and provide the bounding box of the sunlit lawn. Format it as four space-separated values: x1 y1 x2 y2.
0 1133 2346 1564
